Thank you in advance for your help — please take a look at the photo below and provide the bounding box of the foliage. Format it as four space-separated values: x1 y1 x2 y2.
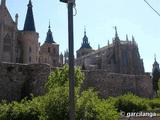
152 68 160 92
76 89 119 120
114 93 148 113
157 79 160 97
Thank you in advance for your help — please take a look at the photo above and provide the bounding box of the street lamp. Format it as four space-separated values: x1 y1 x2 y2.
60 0 75 120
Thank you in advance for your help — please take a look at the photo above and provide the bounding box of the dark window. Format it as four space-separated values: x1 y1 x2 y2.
48 47 50 53
29 56 31 63
29 47 32 53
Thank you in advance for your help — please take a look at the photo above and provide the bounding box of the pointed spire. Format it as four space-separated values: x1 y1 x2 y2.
80 27 92 49
1 0 6 6
115 26 119 38
23 0 36 31
108 40 110 46
45 22 55 44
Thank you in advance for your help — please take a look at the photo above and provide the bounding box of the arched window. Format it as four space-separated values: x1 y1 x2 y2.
3 34 11 52
29 47 32 53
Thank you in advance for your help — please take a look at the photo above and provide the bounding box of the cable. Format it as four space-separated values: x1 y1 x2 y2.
144 0 160 17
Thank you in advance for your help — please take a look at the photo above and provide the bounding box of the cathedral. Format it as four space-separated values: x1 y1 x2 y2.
76 27 145 75
0 0 62 67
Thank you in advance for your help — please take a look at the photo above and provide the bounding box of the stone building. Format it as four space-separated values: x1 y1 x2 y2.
0 0 61 67
76 27 144 75
39 24 60 67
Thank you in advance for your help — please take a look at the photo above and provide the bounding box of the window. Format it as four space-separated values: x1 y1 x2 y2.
48 47 50 53
29 47 32 53
29 56 31 63
3 34 11 52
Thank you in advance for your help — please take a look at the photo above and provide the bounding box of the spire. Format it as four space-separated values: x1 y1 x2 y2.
23 0 36 31
153 54 159 72
1 0 6 6
80 27 92 49
45 22 55 44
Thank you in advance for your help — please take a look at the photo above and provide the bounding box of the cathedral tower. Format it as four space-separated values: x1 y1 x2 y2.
20 0 39 63
76 28 94 58
39 23 59 67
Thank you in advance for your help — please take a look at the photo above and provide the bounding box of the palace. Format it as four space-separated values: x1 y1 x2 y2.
0 0 62 67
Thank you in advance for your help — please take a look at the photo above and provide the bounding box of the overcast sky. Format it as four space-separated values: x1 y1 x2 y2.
6 0 160 72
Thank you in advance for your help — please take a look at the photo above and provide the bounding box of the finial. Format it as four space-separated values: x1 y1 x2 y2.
132 35 135 41
84 26 86 36
126 34 129 41
98 44 100 49
115 26 118 38
1 0 6 6
154 54 157 61
15 13 18 25
108 40 110 46
28 0 32 7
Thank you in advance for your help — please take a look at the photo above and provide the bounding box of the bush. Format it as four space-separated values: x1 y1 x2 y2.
76 89 119 120
114 93 148 113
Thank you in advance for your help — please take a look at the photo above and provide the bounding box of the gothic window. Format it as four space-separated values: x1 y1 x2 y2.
3 34 11 52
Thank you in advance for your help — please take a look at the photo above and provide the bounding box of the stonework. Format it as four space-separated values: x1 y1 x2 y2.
82 70 153 98
76 28 144 75
0 62 51 101
0 62 154 102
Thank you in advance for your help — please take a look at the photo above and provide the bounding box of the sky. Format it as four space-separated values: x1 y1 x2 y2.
6 0 160 72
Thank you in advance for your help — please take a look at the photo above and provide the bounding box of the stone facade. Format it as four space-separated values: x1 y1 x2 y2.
0 0 61 67
76 28 144 75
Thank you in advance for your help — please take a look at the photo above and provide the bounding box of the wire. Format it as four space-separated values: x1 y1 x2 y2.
144 0 160 17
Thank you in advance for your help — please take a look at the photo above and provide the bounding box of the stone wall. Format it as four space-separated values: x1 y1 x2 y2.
82 70 153 98
0 62 51 101
0 62 154 102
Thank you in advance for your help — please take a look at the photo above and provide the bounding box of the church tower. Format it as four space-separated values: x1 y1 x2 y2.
76 27 94 58
39 23 59 67
0 0 18 62
20 0 39 63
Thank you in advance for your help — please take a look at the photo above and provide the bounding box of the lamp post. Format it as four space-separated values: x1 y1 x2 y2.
60 0 75 120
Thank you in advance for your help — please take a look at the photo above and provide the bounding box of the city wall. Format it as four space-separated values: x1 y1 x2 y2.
0 62 154 101
82 70 153 98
